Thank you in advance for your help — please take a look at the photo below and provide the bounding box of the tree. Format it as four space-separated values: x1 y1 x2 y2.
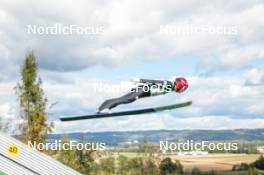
248 167 259 175
117 155 130 174
75 133 95 174
99 157 116 174
15 50 52 143
159 157 183 175
130 157 145 175
56 134 96 175
255 155 264 170
56 134 78 169
191 167 203 175
144 158 159 175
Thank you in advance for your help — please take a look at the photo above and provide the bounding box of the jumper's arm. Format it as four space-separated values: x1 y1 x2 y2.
139 79 175 88
139 79 165 85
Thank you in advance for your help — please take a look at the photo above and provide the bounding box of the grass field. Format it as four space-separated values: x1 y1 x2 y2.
119 152 144 158
168 154 259 171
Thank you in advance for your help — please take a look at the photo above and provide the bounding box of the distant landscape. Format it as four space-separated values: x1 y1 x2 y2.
48 128 264 145
46 128 264 173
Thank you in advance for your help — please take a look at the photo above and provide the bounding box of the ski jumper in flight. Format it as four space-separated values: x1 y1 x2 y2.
97 77 189 113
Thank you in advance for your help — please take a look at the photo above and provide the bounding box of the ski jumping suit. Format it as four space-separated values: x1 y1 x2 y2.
97 79 175 112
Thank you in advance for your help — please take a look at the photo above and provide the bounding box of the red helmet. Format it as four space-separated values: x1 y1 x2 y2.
174 77 188 93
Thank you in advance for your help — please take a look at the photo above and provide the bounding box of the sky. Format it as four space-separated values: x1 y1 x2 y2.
0 0 264 133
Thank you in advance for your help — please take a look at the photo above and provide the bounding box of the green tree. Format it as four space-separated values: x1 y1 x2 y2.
159 157 183 175
191 167 203 175
117 155 130 174
56 134 96 175
99 157 116 174
57 134 78 168
255 155 264 170
248 167 259 175
15 50 52 143
75 133 95 174
144 158 159 175
118 156 156 175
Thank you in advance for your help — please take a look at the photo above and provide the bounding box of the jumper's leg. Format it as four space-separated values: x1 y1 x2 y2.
97 88 150 113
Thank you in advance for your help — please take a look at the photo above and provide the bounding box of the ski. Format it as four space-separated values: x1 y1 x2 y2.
60 101 192 121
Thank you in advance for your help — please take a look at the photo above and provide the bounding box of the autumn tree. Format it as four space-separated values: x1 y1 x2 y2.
15 50 52 143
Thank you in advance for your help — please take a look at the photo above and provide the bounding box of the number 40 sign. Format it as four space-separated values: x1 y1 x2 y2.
6 144 20 156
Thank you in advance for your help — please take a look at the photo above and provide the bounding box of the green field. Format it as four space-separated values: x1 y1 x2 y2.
119 152 144 158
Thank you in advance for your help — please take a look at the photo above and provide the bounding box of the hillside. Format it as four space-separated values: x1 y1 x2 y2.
48 129 264 145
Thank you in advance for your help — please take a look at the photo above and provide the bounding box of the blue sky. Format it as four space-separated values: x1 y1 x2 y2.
0 0 263 133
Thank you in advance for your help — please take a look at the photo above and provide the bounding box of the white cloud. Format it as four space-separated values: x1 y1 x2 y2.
245 68 264 85
0 0 264 73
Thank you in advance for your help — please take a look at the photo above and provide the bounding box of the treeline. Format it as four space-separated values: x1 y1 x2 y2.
119 140 261 154
48 134 226 175
231 142 261 154
232 155 264 174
